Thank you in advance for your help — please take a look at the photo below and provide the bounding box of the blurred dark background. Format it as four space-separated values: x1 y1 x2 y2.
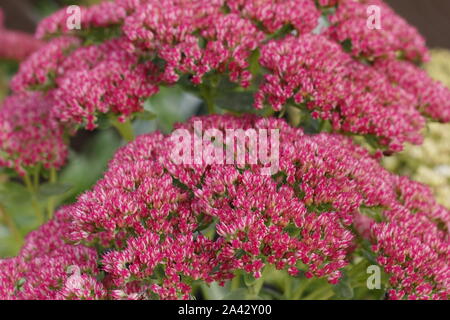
0 0 100 32
0 0 449 48
386 0 450 49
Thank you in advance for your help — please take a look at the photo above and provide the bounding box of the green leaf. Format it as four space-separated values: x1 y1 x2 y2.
0 182 39 257
200 283 228 300
153 264 166 279
243 273 257 287
341 39 353 53
136 110 157 120
363 134 380 150
57 130 121 205
248 49 261 76
360 206 384 223
214 91 255 113
0 182 29 203
333 274 354 299
37 182 72 199
144 86 200 133
96 114 113 130
222 289 263 300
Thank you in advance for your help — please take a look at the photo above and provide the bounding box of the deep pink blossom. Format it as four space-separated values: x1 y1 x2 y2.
0 92 68 175
0 207 104 300
52 38 159 129
65 115 449 299
122 1 264 86
6 0 447 149
371 177 449 299
255 35 425 151
2 114 448 300
35 0 133 39
326 0 429 63
11 36 81 92
375 59 450 123
226 0 320 34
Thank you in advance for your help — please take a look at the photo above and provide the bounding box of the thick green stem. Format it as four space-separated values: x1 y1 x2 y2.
231 273 241 290
291 278 311 300
199 84 216 114
111 117 135 142
302 285 334 300
246 267 269 297
33 166 40 188
0 204 23 245
283 276 292 299
23 173 44 224
247 277 264 297
47 168 57 220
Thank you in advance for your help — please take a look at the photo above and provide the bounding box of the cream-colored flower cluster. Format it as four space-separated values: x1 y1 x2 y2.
384 49 450 209
425 49 450 88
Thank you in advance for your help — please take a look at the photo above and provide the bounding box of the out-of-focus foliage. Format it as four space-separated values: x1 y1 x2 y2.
0 130 119 257
384 49 450 209
0 73 7 101
0 60 17 102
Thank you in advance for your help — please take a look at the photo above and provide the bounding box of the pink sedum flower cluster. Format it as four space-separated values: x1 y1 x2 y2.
121 0 266 86
326 0 429 62
0 92 67 175
375 59 450 123
52 38 159 129
226 0 320 34
1 0 446 157
73 114 450 299
35 0 133 39
1 115 448 300
372 177 450 300
254 34 425 151
11 36 81 92
0 207 104 300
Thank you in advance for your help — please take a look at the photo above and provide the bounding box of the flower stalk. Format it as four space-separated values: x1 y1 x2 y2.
23 172 44 224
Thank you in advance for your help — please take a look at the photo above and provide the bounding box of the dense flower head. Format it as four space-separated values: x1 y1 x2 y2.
51 38 159 129
375 59 450 123
11 36 81 92
326 0 429 63
1 115 448 300
4 0 447 152
64 114 449 299
35 0 136 39
0 92 68 175
255 34 425 151
36 0 320 39
122 3 265 86
226 0 320 34
372 177 450 300
0 207 104 300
